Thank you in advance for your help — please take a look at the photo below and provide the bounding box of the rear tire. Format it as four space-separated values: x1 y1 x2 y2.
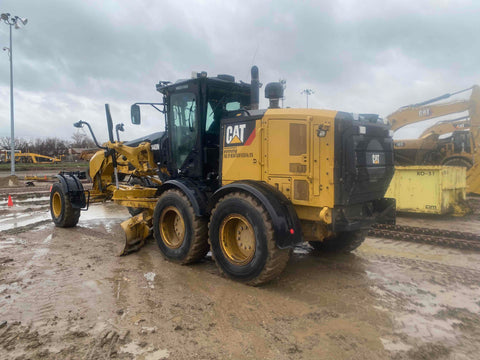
209 192 291 286
50 182 81 227
309 230 366 253
153 189 208 264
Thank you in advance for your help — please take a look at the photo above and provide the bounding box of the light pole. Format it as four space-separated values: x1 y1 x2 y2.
1 13 28 176
301 89 314 108
279 79 286 108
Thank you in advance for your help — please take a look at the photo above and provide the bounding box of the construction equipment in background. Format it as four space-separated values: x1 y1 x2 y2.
419 117 470 139
24 171 86 182
49 66 395 285
385 166 470 215
79 149 98 161
0 151 62 164
387 85 480 194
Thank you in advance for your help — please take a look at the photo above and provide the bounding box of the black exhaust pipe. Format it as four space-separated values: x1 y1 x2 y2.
251 66 259 110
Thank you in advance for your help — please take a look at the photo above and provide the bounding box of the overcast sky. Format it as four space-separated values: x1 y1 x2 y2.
1 0 479 144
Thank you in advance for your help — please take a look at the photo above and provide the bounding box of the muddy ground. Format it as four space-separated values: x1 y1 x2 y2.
1 176 480 359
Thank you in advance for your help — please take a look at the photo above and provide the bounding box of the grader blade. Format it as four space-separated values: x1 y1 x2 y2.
119 211 152 256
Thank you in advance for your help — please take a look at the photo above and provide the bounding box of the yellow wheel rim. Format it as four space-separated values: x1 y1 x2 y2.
160 206 185 249
220 214 255 266
52 192 62 218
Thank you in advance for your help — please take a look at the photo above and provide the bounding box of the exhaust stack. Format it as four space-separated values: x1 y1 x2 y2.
250 66 259 110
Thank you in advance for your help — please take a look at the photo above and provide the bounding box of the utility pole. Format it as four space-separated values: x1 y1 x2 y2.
301 89 314 109
1 13 28 176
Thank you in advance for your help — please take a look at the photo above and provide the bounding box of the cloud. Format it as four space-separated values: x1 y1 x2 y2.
0 0 479 142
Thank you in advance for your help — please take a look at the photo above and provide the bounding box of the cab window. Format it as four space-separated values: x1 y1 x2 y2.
169 92 197 168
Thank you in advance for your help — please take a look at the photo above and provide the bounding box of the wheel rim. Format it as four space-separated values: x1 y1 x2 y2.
159 206 185 249
52 192 62 218
219 214 255 266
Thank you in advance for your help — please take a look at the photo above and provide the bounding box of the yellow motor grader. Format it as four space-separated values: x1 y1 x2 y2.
49 67 395 285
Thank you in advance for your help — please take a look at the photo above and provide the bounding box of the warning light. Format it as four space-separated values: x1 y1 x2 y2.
289 228 294 235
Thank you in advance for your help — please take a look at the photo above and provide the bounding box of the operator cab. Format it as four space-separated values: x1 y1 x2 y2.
151 73 251 184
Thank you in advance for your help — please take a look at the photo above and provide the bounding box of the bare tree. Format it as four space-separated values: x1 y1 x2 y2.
0 137 30 152
71 131 95 148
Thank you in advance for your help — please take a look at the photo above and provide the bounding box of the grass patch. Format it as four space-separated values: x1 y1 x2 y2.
0 162 89 172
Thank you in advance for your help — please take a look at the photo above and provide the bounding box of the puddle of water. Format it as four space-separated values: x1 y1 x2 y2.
0 196 50 209
395 313 458 341
366 260 480 344
381 338 412 352
120 342 169 359
0 210 51 231
82 203 130 220
82 280 103 295
43 234 53 244
0 202 129 233
32 248 49 259
0 237 27 249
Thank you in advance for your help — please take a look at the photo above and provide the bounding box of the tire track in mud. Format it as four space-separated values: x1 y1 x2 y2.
0 224 134 359
0 319 132 360
357 241 480 358
1 247 89 329
362 252 480 286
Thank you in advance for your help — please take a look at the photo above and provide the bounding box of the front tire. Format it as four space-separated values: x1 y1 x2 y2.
50 182 80 227
152 189 208 264
209 192 291 286
309 230 366 253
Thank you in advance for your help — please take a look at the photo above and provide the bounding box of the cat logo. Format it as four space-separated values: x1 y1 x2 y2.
225 124 246 145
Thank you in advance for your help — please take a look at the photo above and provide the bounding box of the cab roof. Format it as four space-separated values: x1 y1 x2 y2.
156 75 251 95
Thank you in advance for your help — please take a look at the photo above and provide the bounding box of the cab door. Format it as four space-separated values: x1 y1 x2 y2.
167 89 203 177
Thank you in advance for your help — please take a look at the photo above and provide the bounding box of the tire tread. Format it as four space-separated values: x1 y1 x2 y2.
50 182 80 228
209 192 290 286
156 189 208 264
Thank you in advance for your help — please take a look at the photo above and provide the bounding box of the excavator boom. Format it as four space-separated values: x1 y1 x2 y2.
419 116 470 139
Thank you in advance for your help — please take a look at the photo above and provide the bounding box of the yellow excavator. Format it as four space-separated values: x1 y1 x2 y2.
387 85 480 194
49 66 395 285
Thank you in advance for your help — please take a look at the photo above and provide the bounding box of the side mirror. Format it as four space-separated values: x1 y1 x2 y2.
131 104 141 125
